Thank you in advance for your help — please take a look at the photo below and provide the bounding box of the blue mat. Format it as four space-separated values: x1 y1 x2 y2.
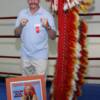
78 84 100 100
0 78 100 100
0 78 7 100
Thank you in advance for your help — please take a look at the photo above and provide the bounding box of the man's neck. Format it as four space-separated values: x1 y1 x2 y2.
30 6 40 15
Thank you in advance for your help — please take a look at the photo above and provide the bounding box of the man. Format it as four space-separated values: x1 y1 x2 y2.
15 0 56 76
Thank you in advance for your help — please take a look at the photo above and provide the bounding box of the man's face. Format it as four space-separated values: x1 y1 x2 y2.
27 0 40 9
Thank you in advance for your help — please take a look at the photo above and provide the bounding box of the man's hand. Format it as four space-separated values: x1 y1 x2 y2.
14 18 28 37
20 18 28 26
41 17 56 40
41 17 50 30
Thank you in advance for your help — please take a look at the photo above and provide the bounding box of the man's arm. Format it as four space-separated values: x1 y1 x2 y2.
46 25 56 40
14 25 23 37
41 18 56 40
14 18 28 37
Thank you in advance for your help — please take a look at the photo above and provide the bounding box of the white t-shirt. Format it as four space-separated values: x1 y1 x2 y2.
15 7 56 60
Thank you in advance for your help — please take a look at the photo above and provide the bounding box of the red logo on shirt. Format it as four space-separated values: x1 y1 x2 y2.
35 24 40 33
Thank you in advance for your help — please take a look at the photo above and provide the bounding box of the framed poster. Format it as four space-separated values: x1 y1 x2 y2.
6 75 46 100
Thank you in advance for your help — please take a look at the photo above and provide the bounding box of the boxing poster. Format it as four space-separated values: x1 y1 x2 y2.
6 75 46 100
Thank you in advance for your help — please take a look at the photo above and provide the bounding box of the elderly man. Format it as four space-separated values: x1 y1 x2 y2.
15 0 56 76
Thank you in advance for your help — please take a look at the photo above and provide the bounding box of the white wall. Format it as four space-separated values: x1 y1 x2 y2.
85 0 100 83
0 0 100 83
0 0 57 76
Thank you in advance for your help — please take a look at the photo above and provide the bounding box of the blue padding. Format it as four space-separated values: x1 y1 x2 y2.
78 84 100 100
0 83 7 100
0 78 100 100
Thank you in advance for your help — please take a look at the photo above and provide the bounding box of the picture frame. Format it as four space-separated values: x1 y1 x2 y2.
6 75 46 100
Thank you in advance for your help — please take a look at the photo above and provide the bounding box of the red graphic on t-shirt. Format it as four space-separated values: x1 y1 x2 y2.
35 25 40 33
